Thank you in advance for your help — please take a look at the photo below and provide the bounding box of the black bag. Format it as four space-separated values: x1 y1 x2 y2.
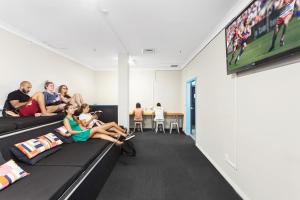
121 140 136 157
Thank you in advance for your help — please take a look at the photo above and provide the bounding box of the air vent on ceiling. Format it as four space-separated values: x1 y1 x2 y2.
142 48 155 55
170 64 178 68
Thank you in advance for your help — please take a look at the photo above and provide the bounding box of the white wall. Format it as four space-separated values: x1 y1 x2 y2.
0 28 96 107
0 24 182 113
181 30 300 200
95 70 118 105
96 69 182 112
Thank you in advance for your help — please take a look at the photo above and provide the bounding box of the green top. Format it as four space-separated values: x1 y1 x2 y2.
66 117 83 131
65 116 91 142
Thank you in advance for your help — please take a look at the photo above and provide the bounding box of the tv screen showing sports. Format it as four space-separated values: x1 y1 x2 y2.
226 0 300 74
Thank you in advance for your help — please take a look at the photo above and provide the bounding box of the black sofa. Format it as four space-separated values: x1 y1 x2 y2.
0 105 118 135
0 113 65 134
0 105 121 200
89 105 118 123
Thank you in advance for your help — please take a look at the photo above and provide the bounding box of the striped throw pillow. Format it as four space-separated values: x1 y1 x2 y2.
0 160 29 191
15 133 63 159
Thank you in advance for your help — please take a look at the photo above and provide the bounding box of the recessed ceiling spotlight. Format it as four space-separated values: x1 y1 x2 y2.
170 65 178 68
100 9 109 15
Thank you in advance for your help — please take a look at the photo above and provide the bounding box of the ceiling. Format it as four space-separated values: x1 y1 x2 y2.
0 0 240 70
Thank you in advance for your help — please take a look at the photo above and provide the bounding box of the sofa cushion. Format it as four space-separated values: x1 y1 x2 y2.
0 113 65 134
0 153 5 165
0 118 17 134
0 160 29 191
0 165 82 200
14 133 63 159
54 127 74 143
13 113 65 129
54 132 73 144
11 146 62 165
36 139 110 167
0 124 62 161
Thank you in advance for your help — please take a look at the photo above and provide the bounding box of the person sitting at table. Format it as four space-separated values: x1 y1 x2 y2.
154 102 164 122
43 81 66 112
133 102 143 122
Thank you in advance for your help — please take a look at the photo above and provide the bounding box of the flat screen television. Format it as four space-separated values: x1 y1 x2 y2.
225 0 300 74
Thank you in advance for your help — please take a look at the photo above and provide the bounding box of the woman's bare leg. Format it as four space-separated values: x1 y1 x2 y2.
91 133 123 145
97 123 114 131
102 122 125 133
108 127 127 137
90 126 118 137
73 93 84 107
69 97 77 106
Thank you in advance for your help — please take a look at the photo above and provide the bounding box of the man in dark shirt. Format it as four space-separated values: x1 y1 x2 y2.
3 81 58 117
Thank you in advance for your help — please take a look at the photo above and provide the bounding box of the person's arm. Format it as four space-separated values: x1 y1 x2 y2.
277 0 284 10
80 118 93 127
9 100 27 109
63 118 82 135
79 114 96 127
248 26 252 37
60 94 70 103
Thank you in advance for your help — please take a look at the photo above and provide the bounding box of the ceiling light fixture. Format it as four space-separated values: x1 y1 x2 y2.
128 57 136 66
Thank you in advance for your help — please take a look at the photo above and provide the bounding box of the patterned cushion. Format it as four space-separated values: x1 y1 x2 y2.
0 160 29 191
14 133 63 159
11 146 62 165
54 126 73 144
55 126 68 134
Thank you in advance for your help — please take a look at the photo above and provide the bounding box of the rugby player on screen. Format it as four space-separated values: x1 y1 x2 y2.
229 19 252 65
228 26 240 65
268 0 296 52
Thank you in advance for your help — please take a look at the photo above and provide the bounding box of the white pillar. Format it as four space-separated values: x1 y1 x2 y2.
118 53 129 128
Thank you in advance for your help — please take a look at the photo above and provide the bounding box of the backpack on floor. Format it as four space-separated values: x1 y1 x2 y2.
121 140 136 157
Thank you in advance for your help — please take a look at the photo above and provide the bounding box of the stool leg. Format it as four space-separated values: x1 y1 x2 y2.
133 123 136 133
141 123 143 133
163 123 165 134
176 123 180 134
170 123 172 134
155 122 158 133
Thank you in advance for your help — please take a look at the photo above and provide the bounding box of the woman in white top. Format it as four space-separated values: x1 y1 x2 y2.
78 104 127 137
154 102 164 121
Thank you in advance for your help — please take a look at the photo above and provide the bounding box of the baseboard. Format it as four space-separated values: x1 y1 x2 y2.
195 143 250 200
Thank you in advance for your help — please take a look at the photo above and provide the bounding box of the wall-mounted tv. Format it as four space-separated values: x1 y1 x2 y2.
226 0 300 74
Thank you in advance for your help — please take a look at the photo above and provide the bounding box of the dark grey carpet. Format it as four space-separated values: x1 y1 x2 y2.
97 132 242 200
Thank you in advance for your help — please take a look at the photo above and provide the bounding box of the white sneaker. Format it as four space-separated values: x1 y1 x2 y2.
125 135 135 141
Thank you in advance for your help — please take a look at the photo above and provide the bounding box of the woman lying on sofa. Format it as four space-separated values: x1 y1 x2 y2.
78 104 127 137
63 103 124 145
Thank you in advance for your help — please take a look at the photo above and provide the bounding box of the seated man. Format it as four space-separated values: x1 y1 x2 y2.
2 81 58 117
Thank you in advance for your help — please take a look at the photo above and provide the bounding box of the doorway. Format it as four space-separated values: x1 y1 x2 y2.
186 78 196 139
